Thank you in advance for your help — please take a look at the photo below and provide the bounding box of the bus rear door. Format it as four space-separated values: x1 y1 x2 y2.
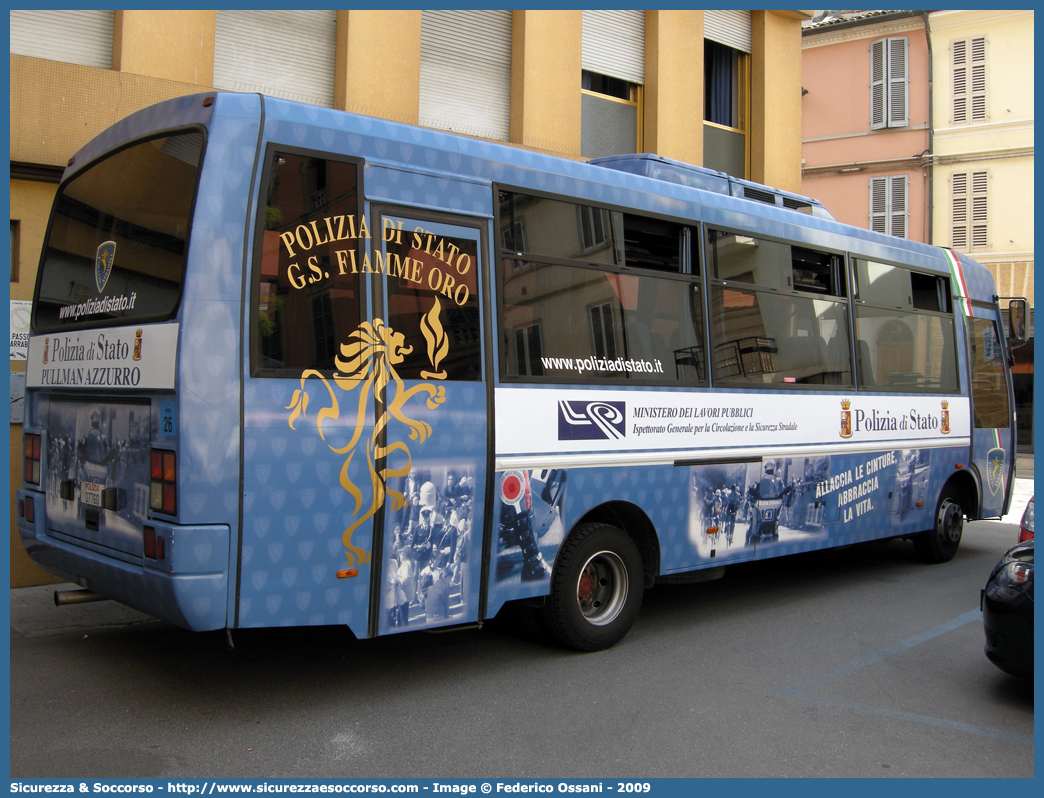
371 211 490 636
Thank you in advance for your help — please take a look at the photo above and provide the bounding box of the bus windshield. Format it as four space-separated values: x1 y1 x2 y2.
33 130 204 331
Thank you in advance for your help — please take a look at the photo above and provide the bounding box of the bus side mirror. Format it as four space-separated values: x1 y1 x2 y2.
1007 298 1028 347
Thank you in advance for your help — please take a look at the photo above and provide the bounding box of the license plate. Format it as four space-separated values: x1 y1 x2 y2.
81 481 103 507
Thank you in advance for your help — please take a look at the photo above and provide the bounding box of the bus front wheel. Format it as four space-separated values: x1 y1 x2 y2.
540 522 644 651
913 486 964 563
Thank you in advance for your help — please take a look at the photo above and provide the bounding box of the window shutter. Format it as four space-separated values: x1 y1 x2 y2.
870 177 888 232
953 36 987 124
888 38 909 127
869 176 907 238
951 171 987 250
970 37 988 121
870 37 907 129
10 9 113 69
889 176 907 239
582 10 645 84
704 10 752 53
214 10 336 108
420 10 512 141
971 171 989 248
870 39 887 129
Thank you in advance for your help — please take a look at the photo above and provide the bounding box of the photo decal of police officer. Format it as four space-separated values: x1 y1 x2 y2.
382 466 476 632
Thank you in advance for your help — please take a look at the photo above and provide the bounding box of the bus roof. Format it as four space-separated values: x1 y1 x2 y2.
64 91 998 302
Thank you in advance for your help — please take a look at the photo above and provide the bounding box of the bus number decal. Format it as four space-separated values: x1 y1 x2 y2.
161 401 176 437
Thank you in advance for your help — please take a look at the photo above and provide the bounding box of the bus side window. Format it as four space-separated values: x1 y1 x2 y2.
254 150 363 374
851 258 958 393
706 228 853 387
968 318 1010 427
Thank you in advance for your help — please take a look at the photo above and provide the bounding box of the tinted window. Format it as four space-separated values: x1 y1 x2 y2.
255 150 362 373
384 223 481 381
853 309 958 392
34 131 203 330
709 286 852 386
706 228 846 297
499 191 686 274
852 257 958 392
968 318 1010 427
500 259 706 384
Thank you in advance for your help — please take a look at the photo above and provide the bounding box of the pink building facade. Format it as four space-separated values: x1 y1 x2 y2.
801 12 930 243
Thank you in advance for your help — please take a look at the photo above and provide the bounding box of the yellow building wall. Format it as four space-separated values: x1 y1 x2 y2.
751 11 806 192
928 9 1034 291
645 10 704 166
10 180 63 587
114 10 215 85
337 10 421 124
511 10 583 158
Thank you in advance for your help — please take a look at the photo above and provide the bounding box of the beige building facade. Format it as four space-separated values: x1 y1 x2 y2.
9 9 810 586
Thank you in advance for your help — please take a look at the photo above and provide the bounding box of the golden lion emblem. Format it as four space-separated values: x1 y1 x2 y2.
287 315 447 570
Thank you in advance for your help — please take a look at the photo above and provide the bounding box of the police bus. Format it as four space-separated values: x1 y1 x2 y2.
17 92 1027 650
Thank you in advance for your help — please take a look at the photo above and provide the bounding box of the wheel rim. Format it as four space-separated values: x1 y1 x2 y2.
939 499 962 543
575 550 629 627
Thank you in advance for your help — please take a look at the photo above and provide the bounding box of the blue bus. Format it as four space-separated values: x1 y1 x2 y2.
17 92 1027 650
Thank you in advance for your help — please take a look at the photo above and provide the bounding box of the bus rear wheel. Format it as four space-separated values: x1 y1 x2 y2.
540 522 644 651
913 486 965 563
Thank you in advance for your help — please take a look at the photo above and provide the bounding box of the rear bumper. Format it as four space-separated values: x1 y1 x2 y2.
16 488 230 632
981 591 1034 678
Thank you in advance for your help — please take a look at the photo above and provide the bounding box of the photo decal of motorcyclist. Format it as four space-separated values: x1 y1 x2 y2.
44 400 151 551
688 449 933 557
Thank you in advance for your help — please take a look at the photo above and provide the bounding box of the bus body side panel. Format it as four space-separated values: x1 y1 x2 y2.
487 386 972 618
239 379 376 632
178 95 264 628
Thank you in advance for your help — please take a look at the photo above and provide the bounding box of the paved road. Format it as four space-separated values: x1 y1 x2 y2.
9 478 1033 779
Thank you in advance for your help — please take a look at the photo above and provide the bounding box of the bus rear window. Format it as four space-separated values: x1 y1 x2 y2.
33 131 203 331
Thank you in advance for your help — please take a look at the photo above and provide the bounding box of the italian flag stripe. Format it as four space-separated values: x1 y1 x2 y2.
943 248 974 317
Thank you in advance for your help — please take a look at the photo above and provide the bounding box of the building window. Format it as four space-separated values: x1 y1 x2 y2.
10 221 20 282
869 176 908 238
952 36 987 124
214 11 337 109
952 171 988 250
870 37 909 129
581 10 645 159
703 40 749 178
420 10 512 141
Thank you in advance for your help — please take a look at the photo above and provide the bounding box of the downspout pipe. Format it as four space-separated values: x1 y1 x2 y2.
924 11 934 245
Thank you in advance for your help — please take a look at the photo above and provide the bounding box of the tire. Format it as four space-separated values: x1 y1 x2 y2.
540 522 644 651
913 485 965 563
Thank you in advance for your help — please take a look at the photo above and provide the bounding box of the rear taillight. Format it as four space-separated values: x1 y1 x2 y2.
1018 496 1034 543
143 525 166 559
19 496 35 524
150 449 177 515
23 433 41 485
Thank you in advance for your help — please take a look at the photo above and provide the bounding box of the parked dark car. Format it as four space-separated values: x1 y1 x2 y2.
1018 495 1034 542
981 537 1034 678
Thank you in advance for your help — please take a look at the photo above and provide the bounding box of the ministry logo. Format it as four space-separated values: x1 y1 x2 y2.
558 400 626 441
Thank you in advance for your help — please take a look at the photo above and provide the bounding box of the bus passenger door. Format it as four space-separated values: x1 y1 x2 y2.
967 315 1015 519
371 211 490 635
